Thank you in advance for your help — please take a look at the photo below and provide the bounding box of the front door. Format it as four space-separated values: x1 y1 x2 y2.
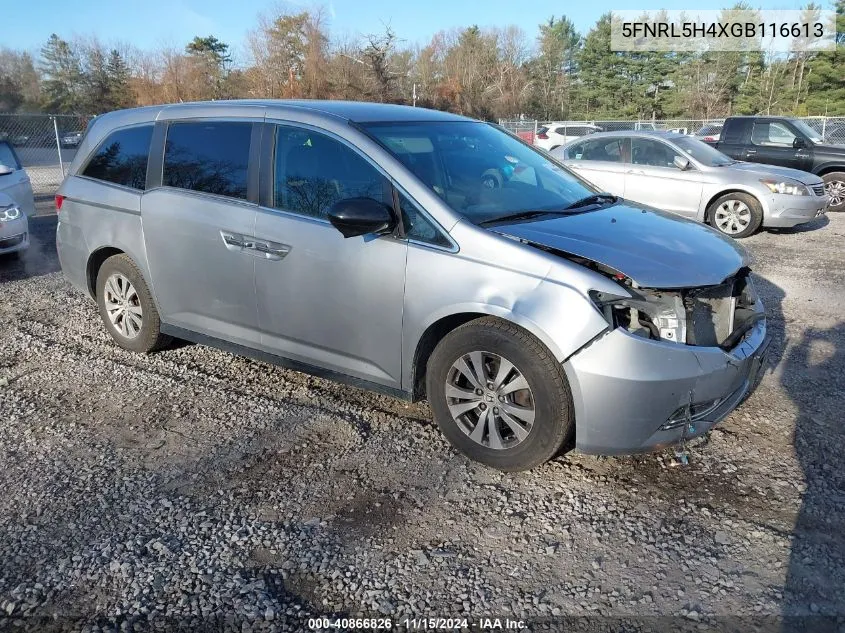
253 123 407 388
142 119 261 346
624 137 703 218
747 120 810 170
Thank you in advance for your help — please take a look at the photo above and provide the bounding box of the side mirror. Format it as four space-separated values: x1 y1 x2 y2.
327 197 395 238
0 164 14 176
793 137 807 149
673 155 691 171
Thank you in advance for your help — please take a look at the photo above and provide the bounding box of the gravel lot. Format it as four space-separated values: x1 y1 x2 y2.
1 213 844 632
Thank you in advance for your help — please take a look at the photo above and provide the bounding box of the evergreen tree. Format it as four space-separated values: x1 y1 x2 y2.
106 50 133 109
528 16 580 119
82 46 111 114
804 0 845 115
39 34 83 113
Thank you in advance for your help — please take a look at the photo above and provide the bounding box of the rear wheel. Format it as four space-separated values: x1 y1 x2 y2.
426 317 574 471
822 172 845 212
96 254 171 353
707 192 763 238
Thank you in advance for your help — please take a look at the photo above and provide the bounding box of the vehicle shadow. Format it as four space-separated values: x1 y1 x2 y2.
779 320 845 632
0 215 60 284
764 214 829 235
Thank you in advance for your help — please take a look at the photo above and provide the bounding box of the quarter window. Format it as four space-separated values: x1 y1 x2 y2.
163 121 252 200
82 125 153 189
273 126 386 219
398 192 451 248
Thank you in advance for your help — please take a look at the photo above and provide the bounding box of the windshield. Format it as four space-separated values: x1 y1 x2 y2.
361 121 597 225
672 136 734 167
791 119 823 143
0 142 20 170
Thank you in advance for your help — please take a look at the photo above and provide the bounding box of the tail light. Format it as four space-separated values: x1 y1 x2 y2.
55 194 65 211
537 133 549 139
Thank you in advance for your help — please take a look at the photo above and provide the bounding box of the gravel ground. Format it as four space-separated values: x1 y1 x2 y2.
1 213 843 632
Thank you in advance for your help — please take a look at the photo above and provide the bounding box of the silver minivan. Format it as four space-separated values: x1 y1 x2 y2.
56 101 769 471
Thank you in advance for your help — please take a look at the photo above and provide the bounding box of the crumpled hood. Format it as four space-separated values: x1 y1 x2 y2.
495 202 748 289
728 161 823 185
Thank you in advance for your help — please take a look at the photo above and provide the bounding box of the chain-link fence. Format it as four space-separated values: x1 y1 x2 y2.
0 113 90 198
500 116 845 145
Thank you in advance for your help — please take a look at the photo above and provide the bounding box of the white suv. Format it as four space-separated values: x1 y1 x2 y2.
534 123 602 152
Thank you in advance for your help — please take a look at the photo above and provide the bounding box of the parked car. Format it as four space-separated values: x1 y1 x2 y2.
554 131 829 238
56 101 769 471
695 123 724 143
0 191 29 257
0 141 36 218
704 116 845 211
534 123 602 152
61 131 85 148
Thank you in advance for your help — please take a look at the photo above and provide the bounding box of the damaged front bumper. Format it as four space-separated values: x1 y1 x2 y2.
562 314 769 455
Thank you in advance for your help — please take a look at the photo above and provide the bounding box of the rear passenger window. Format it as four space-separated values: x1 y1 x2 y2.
82 125 153 190
273 126 386 219
163 122 252 200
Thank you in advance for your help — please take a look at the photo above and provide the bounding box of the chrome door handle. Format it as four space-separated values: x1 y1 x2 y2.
221 231 252 250
253 241 291 260
746 149 757 155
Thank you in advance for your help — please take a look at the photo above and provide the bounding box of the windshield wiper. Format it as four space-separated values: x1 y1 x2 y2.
563 193 618 210
478 210 565 226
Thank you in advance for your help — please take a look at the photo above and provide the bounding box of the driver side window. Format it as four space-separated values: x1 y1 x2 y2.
273 126 387 219
631 138 682 168
751 122 797 147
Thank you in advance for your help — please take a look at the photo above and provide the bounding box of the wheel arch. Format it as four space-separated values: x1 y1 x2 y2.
86 246 125 299
813 164 845 177
703 188 767 222
408 306 576 402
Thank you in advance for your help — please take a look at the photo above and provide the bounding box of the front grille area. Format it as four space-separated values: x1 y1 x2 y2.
684 271 761 350
685 281 736 347
0 233 25 249
812 183 825 196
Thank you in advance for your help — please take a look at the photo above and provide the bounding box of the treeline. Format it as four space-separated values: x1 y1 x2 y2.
1 1 843 120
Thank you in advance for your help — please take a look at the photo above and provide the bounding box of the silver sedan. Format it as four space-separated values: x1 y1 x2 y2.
553 131 829 238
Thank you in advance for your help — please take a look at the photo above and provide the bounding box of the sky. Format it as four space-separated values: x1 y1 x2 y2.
5 0 822 60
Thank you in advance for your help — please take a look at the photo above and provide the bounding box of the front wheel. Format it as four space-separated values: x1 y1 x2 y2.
426 317 574 471
707 192 763 238
822 172 845 212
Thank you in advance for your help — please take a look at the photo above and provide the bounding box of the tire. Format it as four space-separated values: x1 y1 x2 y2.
822 172 845 212
96 254 171 353
481 169 503 189
707 192 763 238
426 316 574 471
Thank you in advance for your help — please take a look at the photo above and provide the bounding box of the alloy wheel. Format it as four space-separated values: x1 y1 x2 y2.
103 273 143 339
445 351 535 450
826 179 845 207
714 199 751 234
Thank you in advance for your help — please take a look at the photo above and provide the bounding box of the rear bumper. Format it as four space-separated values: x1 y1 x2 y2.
564 318 769 455
764 193 829 227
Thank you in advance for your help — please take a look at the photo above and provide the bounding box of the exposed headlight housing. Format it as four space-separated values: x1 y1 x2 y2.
590 287 687 343
759 178 810 196
0 205 22 221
